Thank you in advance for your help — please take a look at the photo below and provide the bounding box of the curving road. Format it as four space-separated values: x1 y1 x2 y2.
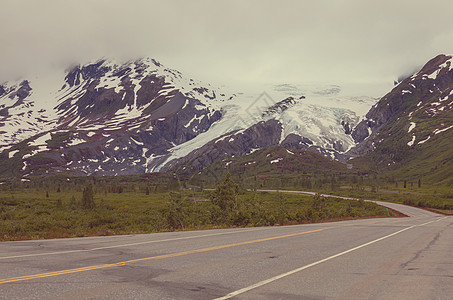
1 199 452 299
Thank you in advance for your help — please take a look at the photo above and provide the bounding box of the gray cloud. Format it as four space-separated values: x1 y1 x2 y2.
1 0 453 96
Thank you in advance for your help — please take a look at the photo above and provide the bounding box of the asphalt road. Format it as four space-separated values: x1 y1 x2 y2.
1 199 452 299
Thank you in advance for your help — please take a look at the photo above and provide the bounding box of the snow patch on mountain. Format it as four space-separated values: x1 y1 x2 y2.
8 150 19 158
418 136 431 145
270 158 283 164
434 125 453 135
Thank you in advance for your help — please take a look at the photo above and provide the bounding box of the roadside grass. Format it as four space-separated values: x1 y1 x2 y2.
426 208 453 215
319 184 453 213
0 185 395 241
0 189 170 241
4 172 450 242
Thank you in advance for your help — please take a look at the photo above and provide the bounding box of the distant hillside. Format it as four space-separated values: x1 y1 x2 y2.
182 145 354 188
349 54 453 185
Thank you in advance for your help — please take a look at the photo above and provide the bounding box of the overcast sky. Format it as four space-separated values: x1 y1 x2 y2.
2 0 453 96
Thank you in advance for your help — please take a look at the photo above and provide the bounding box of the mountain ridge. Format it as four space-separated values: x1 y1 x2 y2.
1 55 451 182
348 54 453 184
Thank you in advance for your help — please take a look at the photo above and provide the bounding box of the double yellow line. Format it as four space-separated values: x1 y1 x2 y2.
0 226 340 284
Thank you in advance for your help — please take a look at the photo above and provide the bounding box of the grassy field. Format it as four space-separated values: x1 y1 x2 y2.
3 171 450 242
319 184 453 214
0 177 396 241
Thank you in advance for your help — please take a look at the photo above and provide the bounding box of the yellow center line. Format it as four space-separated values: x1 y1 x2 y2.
0 221 377 284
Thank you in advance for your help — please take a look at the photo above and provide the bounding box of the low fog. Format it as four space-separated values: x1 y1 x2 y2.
2 0 453 96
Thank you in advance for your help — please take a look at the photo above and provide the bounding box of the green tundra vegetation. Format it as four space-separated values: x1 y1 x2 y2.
0 173 395 241
181 146 453 212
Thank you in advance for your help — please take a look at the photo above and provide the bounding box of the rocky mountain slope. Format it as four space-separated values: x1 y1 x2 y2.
349 54 453 184
0 58 228 176
0 58 375 177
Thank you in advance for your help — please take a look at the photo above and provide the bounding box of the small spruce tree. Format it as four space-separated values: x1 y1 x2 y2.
70 195 76 210
211 172 239 218
166 192 186 230
82 184 95 209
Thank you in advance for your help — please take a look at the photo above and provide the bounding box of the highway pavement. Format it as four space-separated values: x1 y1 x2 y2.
0 199 452 299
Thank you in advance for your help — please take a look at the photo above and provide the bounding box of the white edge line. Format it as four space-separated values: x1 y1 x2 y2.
214 217 446 300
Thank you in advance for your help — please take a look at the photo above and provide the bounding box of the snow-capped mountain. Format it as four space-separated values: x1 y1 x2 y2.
1 57 378 177
161 85 377 174
348 54 453 184
1 58 229 176
349 54 453 156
